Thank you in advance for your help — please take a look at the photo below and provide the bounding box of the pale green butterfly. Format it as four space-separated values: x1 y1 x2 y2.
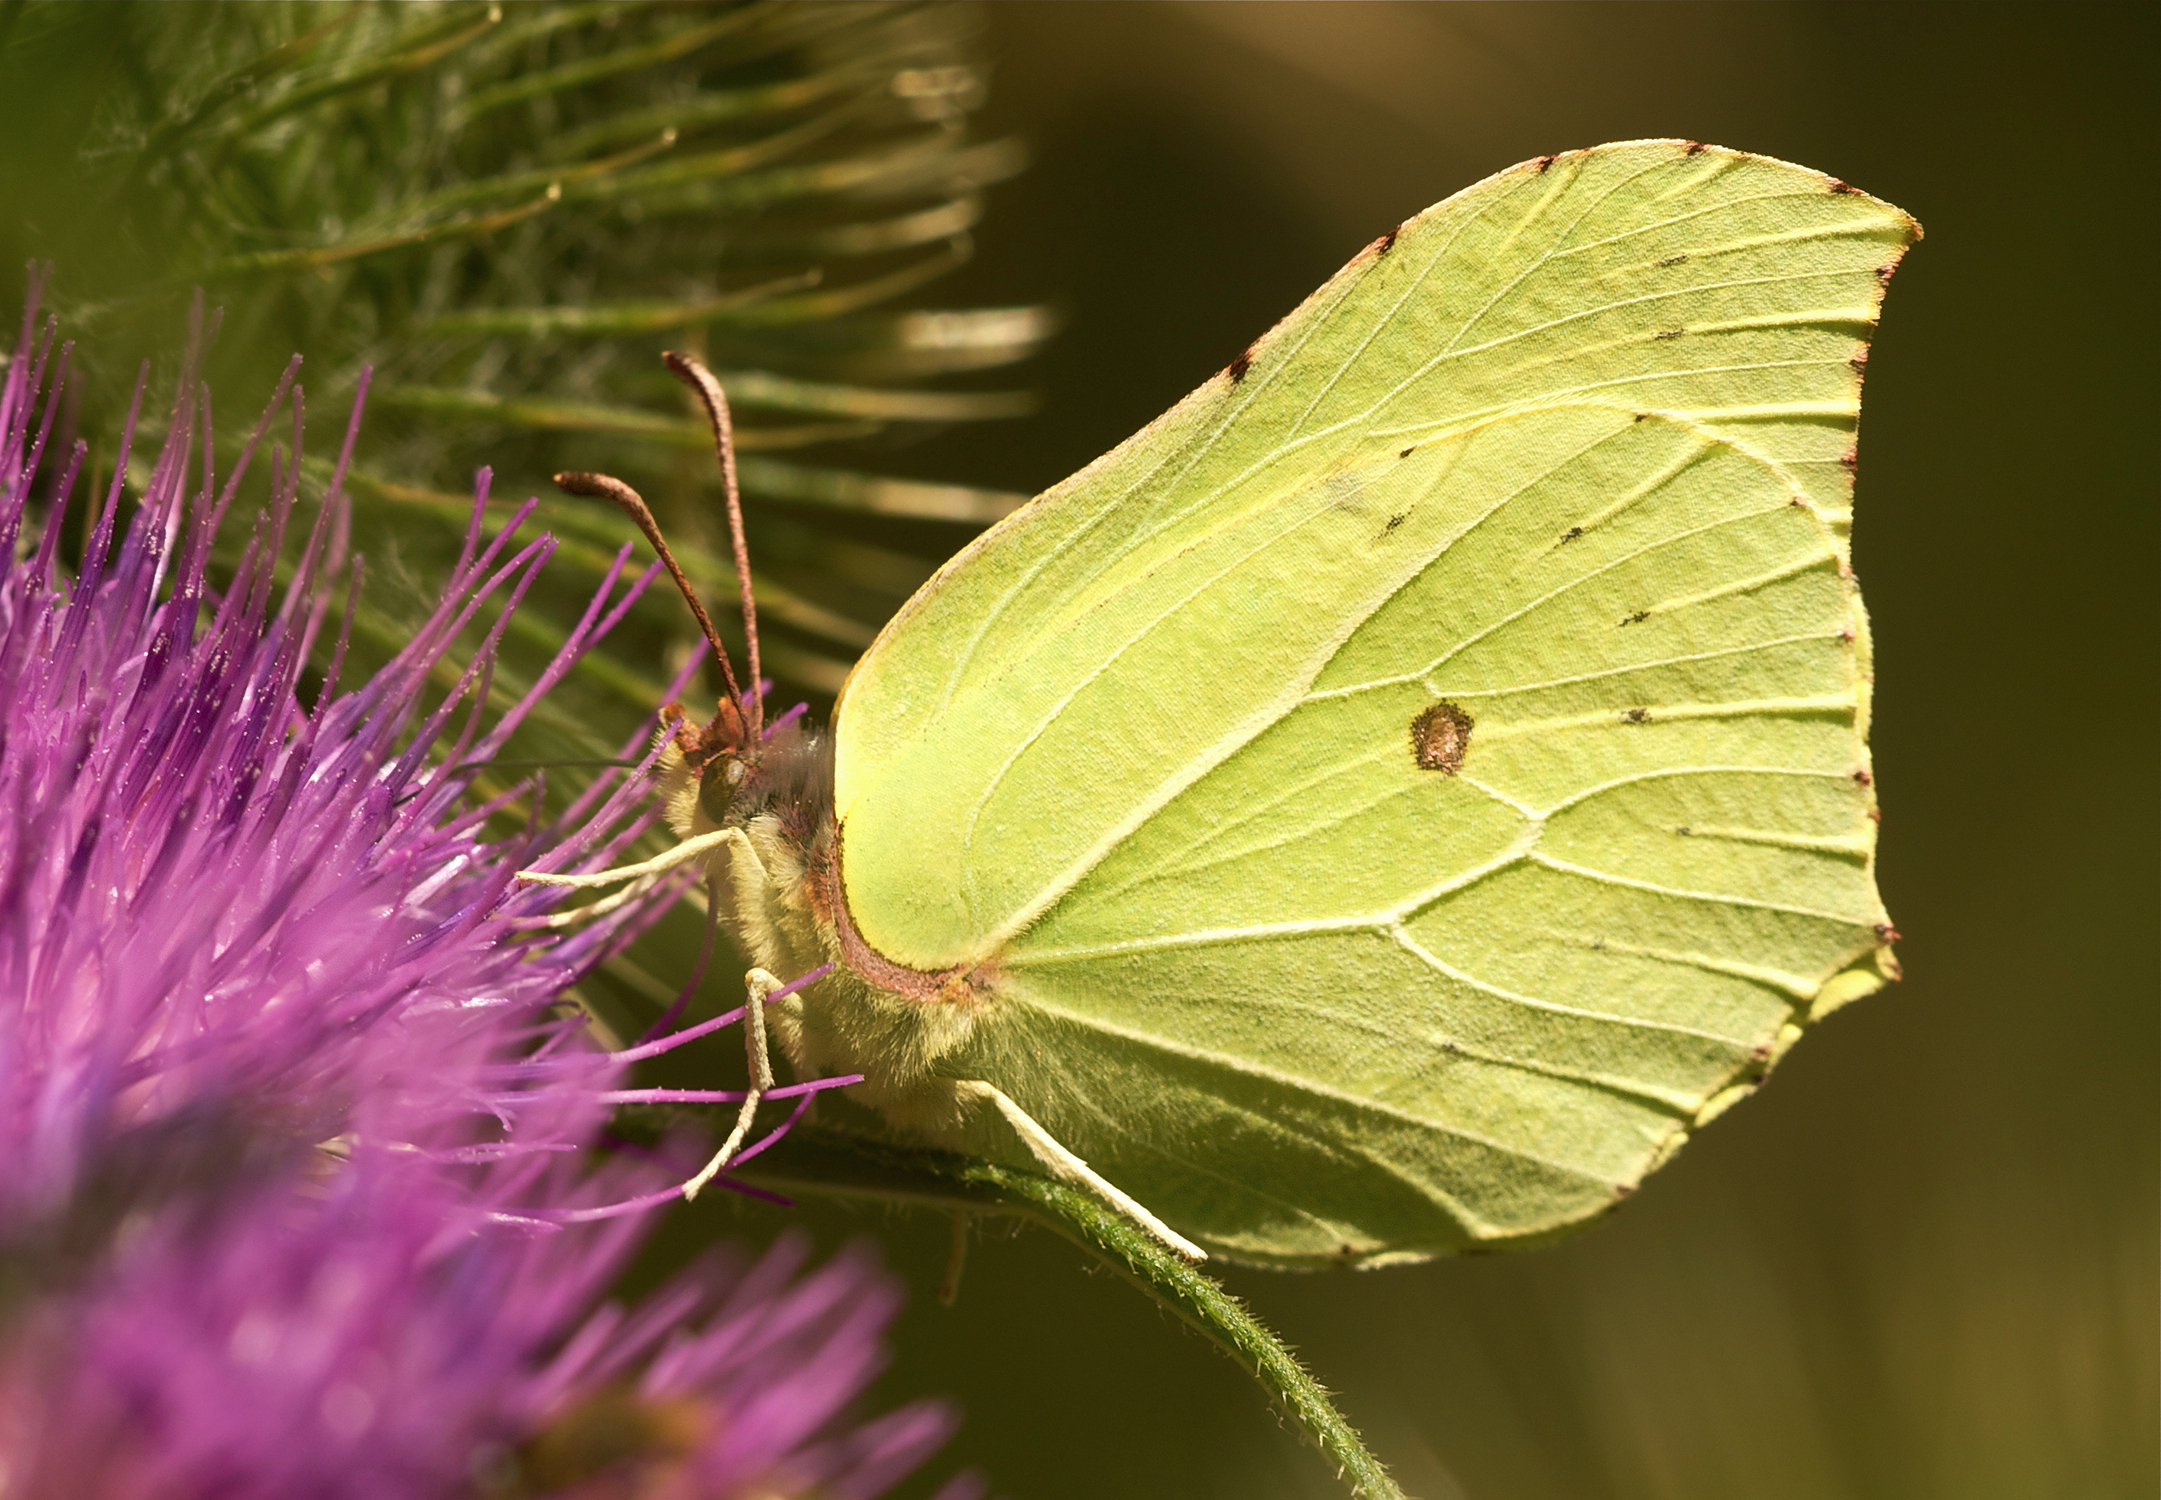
527 139 1916 1269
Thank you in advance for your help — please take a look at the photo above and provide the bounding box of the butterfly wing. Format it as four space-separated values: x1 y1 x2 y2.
831 140 1916 1265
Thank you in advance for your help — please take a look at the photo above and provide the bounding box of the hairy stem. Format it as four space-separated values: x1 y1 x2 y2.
740 1130 1407 1500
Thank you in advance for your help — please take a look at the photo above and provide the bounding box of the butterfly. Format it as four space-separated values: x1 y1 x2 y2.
525 140 1916 1268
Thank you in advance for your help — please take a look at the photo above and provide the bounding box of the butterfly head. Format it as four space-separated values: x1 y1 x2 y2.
654 692 750 827
657 690 823 843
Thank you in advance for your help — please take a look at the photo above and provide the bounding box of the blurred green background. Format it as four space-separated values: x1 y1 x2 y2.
722 6 2154 1497
6 4 2153 1497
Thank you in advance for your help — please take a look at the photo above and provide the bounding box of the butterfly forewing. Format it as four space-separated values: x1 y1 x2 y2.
831 140 1914 1264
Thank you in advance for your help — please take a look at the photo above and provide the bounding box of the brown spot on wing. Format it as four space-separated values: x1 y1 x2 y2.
1410 702 1474 774
1226 346 1254 384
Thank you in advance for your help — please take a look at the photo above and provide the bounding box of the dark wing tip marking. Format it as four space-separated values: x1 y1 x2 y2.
1410 701 1474 774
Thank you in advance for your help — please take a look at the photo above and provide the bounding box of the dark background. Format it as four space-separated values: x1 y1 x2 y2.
685 6 2158 1497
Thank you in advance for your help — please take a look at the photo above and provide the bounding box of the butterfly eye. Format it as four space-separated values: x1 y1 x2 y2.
698 754 748 826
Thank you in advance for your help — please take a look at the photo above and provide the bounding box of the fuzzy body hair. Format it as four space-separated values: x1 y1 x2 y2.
662 728 990 1143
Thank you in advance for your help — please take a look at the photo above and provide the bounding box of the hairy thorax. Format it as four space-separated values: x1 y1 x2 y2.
660 729 993 1142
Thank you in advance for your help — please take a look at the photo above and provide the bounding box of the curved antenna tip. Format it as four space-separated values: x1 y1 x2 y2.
553 467 745 716
662 352 763 743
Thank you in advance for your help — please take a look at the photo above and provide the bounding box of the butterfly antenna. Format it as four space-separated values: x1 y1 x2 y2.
662 350 762 743
554 468 746 715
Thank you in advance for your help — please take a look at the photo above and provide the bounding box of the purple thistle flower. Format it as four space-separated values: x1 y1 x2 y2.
0 1162 974 1500
0 290 969 1500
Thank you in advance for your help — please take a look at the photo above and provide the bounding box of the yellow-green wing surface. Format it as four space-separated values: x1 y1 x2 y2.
832 141 1916 1266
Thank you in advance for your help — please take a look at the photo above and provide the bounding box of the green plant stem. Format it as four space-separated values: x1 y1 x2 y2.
740 1131 1407 1500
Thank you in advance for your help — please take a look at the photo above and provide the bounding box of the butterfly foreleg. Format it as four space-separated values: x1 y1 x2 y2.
677 829 807 1201
518 872 660 930
517 827 733 893
951 1079 1207 1264
682 965 782 1201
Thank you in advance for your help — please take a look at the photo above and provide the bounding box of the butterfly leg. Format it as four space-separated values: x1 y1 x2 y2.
517 827 733 892
682 966 783 1201
518 872 659 930
952 1079 1207 1264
